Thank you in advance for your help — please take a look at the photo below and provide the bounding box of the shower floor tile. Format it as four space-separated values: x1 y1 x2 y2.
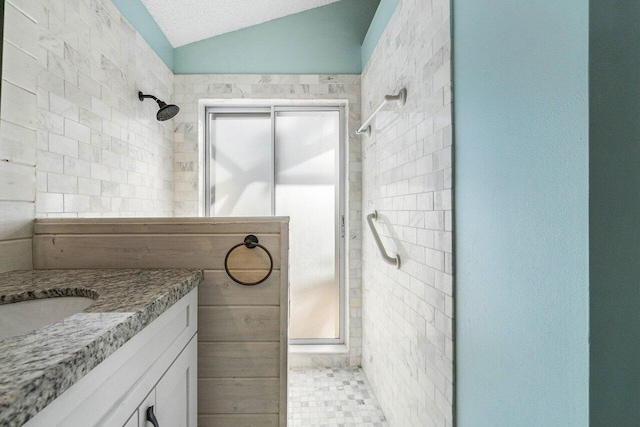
288 367 388 426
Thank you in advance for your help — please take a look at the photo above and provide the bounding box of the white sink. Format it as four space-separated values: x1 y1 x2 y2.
0 297 96 341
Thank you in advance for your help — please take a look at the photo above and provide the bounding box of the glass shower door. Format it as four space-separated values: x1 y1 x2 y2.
206 107 344 343
275 110 342 341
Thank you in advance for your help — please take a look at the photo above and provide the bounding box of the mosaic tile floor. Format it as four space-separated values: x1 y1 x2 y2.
288 367 388 426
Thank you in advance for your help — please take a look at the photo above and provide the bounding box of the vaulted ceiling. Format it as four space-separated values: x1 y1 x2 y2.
112 0 391 73
140 0 341 47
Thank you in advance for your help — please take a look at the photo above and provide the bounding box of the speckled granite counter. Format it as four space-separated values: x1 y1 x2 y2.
0 268 203 426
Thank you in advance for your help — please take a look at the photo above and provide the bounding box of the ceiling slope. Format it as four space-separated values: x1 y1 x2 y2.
140 0 340 47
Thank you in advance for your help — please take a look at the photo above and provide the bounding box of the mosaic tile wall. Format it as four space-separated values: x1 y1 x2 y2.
35 0 175 218
173 75 363 365
361 0 454 425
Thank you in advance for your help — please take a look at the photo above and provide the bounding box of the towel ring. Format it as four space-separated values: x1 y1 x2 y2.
224 235 273 286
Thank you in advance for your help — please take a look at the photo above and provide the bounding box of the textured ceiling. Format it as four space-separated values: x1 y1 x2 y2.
140 0 341 47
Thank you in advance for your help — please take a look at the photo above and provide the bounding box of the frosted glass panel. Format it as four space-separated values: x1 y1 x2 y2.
210 114 271 216
207 108 343 342
275 111 340 340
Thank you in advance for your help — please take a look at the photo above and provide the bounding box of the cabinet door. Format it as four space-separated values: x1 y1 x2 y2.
123 411 138 427
137 390 155 427
155 336 197 427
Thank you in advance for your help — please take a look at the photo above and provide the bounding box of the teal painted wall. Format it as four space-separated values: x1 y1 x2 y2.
590 1 640 425
173 0 379 74
453 1 589 425
361 0 399 67
111 0 174 70
112 0 380 74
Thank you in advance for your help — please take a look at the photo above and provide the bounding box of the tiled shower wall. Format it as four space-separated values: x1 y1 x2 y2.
172 75 364 365
0 0 38 273
361 0 453 425
35 0 175 217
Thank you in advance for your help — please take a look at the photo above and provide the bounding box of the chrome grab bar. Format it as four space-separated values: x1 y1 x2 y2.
366 211 401 269
357 88 407 136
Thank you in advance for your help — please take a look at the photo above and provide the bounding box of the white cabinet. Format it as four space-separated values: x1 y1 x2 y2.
156 337 198 426
26 289 198 427
123 413 137 427
135 390 156 427
130 337 197 427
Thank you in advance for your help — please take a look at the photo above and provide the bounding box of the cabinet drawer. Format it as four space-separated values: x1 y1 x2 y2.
199 342 279 378
198 307 279 341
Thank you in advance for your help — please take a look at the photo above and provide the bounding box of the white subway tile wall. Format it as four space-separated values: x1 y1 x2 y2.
0 0 39 272
173 74 364 365
35 0 175 218
361 0 453 425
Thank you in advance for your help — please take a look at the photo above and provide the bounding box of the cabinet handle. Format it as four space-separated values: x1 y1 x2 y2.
146 406 160 427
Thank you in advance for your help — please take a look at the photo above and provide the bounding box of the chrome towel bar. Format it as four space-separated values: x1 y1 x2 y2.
357 88 407 136
366 211 401 269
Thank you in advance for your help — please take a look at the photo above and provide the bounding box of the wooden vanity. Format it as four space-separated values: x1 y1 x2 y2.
33 217 290 427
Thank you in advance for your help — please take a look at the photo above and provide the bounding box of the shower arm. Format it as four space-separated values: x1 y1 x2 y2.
138 92 160 103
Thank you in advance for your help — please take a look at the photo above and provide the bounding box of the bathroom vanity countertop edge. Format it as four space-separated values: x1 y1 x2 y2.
0 268 204 426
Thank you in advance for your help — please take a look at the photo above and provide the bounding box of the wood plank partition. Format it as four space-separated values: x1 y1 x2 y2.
33 217 289 427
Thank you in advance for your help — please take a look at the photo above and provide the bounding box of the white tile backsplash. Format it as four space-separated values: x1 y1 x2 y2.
361 0 453 425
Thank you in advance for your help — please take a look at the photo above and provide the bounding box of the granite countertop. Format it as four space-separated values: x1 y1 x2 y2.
0 268 204 426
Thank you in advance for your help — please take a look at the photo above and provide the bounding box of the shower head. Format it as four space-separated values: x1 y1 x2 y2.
138 91 180 121
156 101 180 121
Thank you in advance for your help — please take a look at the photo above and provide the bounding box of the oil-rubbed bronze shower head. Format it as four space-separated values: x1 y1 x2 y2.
138 91 180 121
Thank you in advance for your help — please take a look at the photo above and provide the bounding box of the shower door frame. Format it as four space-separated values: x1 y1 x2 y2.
204 104 346 345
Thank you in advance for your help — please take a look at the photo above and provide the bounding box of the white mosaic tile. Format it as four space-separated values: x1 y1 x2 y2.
288 368 387 427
